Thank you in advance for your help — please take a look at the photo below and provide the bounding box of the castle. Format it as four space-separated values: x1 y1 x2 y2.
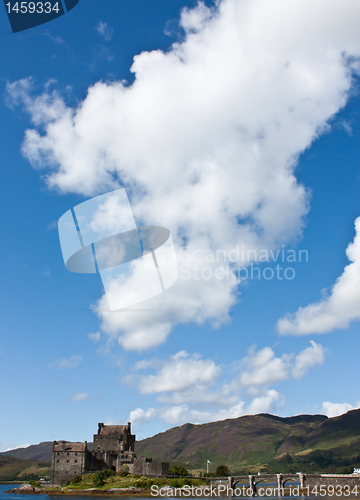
51 422 169 484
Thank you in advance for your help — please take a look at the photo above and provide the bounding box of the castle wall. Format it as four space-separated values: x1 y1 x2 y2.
51 442 87 485
93 423 135 453
86 451 107 471
129 457 169 477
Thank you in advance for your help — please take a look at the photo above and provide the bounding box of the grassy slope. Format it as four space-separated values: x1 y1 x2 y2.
3 410 360 476
0 442 53 462
136 411 360 472
0 456 51 481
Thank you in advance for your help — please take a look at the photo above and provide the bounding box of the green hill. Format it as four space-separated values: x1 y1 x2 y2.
0 442 53 462
3 409 360 475
135 410 360 473
0 456 50 481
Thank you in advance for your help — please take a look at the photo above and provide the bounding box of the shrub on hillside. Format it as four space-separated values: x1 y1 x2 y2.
168 477 191 488
69 475 83 484
92 469 115 487
169 465 189 476
215 465 230 477
134 475 154 488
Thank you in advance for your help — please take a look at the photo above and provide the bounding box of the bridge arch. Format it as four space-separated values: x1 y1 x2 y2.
233 479 250 488
253 477 278 487
282 477 301 486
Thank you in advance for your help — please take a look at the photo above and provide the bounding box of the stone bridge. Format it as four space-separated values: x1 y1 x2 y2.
210 473 360 496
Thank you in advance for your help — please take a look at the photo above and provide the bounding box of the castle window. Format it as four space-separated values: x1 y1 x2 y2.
75 460 77 463
57 452 60 456
67 452 69 456
75 452 77 456
56 460 59 463
66 460 69 463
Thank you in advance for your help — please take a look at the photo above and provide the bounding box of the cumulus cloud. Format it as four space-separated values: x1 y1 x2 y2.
321 401 360 418
48 355 82 369
130 390 282 426
7 0 360 350
128 342 323 426
277 217 360 335
240 346 291 386
292 341 325 378
96 21 114 42
139 351 221 394
247 390 282 415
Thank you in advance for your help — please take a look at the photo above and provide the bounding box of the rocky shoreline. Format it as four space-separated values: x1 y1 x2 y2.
5 484 151 496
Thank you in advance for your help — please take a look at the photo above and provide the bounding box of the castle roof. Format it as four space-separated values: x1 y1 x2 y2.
53 441 86 452
98 425 127 435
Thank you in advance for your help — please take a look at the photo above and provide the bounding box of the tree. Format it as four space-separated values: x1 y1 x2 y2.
169 465 189 476
92 469 115 487
215 465 230 477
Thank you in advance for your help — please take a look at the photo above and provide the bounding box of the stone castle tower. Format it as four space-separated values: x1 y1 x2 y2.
51 422 168 484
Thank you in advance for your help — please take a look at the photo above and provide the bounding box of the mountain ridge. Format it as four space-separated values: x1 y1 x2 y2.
2 410 360 474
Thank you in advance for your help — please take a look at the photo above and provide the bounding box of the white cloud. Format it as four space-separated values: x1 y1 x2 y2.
321 401 360 418
129 407 157 423
277 217 360 335
7 0 360 350
67 392 89 401
128 342 323 426
96 21 114 42
292 340 325 378
139 351 221 394
248 390 282 414
129 390 282 426
240 346 291 386
48 355 82 369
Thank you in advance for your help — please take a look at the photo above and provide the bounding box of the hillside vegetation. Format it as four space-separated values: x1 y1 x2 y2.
3 409 360 476
136 410 360 473
0 456 50 481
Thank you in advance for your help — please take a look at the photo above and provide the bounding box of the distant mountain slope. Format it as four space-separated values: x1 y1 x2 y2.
3 410 360 474
0 442 53 462
0 441 94 463
0 456 50 481
136 412 329 471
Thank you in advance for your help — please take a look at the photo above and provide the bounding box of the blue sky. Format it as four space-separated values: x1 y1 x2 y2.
0 0 359 451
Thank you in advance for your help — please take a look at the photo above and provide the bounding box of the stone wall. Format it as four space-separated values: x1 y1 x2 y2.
51 442 87 485
129 457 169 477
93 423 135 453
